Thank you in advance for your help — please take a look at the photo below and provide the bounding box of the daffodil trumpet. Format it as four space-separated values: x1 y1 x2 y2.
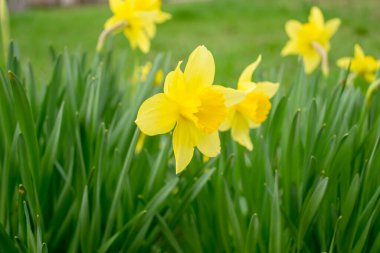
97 20 128 52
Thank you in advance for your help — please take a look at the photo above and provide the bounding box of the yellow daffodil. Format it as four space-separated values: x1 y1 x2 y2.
337 44 379 83
281 6 340 75
97 0 171 53
135 46 244 173
140 62 164 85
220 56 279 150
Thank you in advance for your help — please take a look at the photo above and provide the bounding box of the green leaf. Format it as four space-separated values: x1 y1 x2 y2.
0 223 18 253
156 214 184 253
102 128 140 241
269 172 281 253
298 177 329 249
172 167 216 225
340 174 360 236
244 213 260 253
8 71 40 187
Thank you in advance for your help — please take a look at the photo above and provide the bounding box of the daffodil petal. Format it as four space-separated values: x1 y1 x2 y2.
336 57 351 69
231 113 253 151
325 18 340 36
164 62 187 101
135 93 179 136
143 21 156 38
303 54 321 74
123 23 151 53
136 31 150 54
105 16 123 30
364 73 375 83
156 11 172 23
219 109 235 131
197 131 220 157
369 58 380 70
173 118 198 174
354 44 365 58
238 55 262 85
309 6 324 27
109 0 127 14
254 82 280 98
213 85 246 107
184 46 215 91
281 41 299 56
238 82 256 93
285 20 302 38
124 29 137 49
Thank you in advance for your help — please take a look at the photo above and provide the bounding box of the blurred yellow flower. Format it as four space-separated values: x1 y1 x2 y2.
98 0 171 53
220 56 279 150
281 6 340 75
135 132 146 154
135 46 243 173
140 62 164 85
337 44 379 83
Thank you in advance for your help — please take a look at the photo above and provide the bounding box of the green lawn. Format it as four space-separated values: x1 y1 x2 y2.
9 0 380 83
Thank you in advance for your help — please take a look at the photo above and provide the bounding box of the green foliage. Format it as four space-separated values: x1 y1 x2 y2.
9 1 380 83
0 42 380 252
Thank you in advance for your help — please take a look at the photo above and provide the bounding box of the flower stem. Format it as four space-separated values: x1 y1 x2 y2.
96 20 128 52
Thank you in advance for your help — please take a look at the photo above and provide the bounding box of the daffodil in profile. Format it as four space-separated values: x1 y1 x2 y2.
97 0 171 53
281 6 340 75
135 46 244 173
337 44 379 83
220 56 279 150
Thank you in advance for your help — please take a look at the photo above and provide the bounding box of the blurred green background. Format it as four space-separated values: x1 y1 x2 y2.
7 0 380 83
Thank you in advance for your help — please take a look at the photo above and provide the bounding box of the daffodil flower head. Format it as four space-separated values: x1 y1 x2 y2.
135 46 244 173
281 6 340 75
99 0 171 53
337 44 380 84
220 55 279 151
140 62 164 85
